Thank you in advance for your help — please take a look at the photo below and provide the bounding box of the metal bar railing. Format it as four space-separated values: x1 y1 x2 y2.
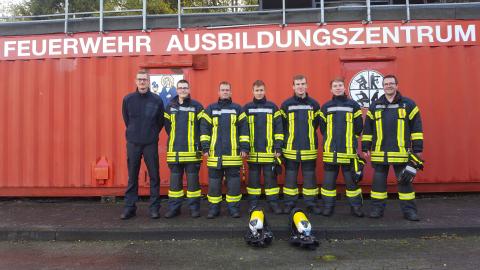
320 0 325 25
282 0 286 26
366 0 372 23
406 0 411 22
64 0 69 34
99 0 104 32
142 0 147 31
178 0 182 29
183 5 259 11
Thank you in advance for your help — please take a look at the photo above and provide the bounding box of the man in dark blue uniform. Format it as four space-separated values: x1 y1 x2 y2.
121 69 164 220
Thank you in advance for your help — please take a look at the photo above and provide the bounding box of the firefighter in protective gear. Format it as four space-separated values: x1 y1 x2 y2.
200 81 249 219
289 208 319 250
164 80 204 218
362 75 424 221
319 78 364 218
280 75 322 215
244 207 273 247
243 80 284 214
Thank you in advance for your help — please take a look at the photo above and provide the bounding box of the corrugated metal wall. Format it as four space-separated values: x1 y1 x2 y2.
1 44 479 196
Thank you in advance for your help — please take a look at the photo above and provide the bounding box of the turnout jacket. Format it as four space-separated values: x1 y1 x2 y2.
243 97 284 163
200 98 249 168
280 94 322 161
362 92 423 164
164 96 204 163
320 95 363 164
122 89 164 145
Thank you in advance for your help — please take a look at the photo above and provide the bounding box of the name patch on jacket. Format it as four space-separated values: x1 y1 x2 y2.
171 106 196 112
288 105 313 111
375 104 402 109
248 108 273 114
327 106 353 112
212 109 237 115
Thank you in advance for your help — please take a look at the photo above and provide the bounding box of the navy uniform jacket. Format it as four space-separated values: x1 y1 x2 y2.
122 89 164 145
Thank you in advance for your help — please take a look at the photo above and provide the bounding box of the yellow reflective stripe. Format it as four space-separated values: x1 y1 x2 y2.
409 106 419 120
207 195 222 204
367 111 374 120
265 187 280 196
200 135 211 142
231 114 237 154
302 187 319 196
226 194 242 202
354 110 362 118
274 134 284 140
168 114 176 152
346 188 362 198
247 187 262 195
188 112 195 152
324 114 333 153
274 110 282 119
371 191 388 199
210 117 218 155
362 134 373 141
308 110 315 150
346 112 353 154
398 192 415 200
187 190 201 198
374 111 383 152
248 115 255 151
280 109 287 118
201 112 212 124
168 189 184 198
287 112 295 150
239 136 249 142
238 112 246 121
266 113 273 153
411 132 424 140
283 187 299 196
164 112 170 120
197 110 204 120
397 111 406 153
317 110 326 121
321 187 336 197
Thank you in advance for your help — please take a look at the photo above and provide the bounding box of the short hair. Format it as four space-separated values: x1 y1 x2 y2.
137 69 148 76
219 81 231 89
177 79 189 87
330 77 345 87
252 80 265 88
292 74 306 85
383 75 398 85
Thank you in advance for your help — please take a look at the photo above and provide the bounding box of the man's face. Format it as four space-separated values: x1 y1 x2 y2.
293 78 307 97
136 74 149 93
219 84 232 99
253 85 265 100
176 82 190 99
383 77 398 96
331 81 345 96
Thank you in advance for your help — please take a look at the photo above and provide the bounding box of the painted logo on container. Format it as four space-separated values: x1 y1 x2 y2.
150 74 184 108
349 70 384 108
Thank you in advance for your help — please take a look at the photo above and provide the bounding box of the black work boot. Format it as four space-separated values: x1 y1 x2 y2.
350 205 364 217
164 208 180 219
120 208 136 220
269 202 283 215
307 204 322 215
321 206 334 217
401 200 420 221
369 207 384 218
207 204 220 219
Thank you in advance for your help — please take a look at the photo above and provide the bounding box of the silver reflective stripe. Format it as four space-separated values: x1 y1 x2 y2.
288 105 313 111
405 165 417 174
212 109 236 115
170 108 178 111
248 108 273 114
327 106 353 112
178 106 196 112
375 104 400 109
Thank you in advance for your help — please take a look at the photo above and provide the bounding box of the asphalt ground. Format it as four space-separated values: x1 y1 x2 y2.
1 236 479 270
0 193 479 241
